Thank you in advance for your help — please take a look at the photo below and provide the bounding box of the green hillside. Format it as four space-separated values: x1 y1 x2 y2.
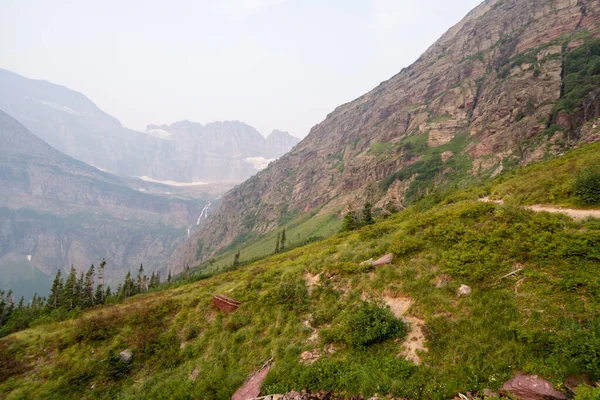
1 143 600 399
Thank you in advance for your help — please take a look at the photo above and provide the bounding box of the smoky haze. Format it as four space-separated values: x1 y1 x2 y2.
1 0 482 138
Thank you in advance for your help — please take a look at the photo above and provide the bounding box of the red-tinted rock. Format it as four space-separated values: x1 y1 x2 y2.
498 374 568 400
212 295 240 313
231 364 272 400
372 254 394 267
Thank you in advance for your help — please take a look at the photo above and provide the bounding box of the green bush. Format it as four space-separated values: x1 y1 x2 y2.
102 350 131 381
323 301 406 349
74 312 118 343
574 167 600 205
575 385 600 400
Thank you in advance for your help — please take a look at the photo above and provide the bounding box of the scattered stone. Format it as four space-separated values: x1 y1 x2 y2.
498 374 568 400
457 284 472 297
372 253 394 267
435 274 452 288
212 294 240 313
300 350 321 364
189 366 200 382
482 388 499 398
119 349 133 364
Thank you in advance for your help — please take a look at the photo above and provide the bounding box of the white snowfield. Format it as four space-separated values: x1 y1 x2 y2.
144 128 173 140
245 157 275 170
137 176 208 186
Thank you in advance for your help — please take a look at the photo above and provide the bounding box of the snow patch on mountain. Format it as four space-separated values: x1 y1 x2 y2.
245 157 275 170
137 176 208 186
145 128 173 140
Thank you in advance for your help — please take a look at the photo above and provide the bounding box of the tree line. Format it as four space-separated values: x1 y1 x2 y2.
0 260 172 337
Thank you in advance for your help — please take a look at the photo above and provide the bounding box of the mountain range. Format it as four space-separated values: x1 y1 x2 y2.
173 0 600 271
0 110 210 298
0 68 299 184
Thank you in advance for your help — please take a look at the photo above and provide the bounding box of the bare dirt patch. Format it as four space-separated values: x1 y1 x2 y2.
304 272 321 295
479 197 600 221
383 296 427 365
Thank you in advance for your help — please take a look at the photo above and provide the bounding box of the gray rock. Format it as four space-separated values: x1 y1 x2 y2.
372 253 394 267
119 349 133 364
457 284 472 297
482 388 499 398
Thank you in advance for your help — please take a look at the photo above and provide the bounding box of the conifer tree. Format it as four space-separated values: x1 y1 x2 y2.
123 270 134 298
136 264 144 294
97 259 106 303
185 265 190 280
362 202 374 226
47 270 64 309
167 270 172 284
275 232 280 254
17 296 24 310
83 264 95 307
75 271 84 308
0 290 7 326
94 284 104 305
342 205 357 232
105 286 112 301
233 251 240 267
63 266 78 310
280 228 286 251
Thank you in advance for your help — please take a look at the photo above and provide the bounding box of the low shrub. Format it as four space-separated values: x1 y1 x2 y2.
323 301 406 349
574 167 600 205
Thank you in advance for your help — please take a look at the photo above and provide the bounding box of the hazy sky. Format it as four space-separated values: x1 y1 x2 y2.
1 0 482 138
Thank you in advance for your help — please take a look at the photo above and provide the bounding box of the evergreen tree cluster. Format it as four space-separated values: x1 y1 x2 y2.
0 260 166 337
341 202 375 232
274 228 287 254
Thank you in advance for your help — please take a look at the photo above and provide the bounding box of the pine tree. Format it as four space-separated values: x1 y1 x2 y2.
63 266 78 310
94 284 104 305
185 265 190 280
155 271 161 287
97 259 106 303
123 270 133 298
280 228 286 252
136 264 144 294
275 232 281 254
17 296 24 310
362 202 374 226
105 286 112 301
0 290 7 326
342 206 357 232
47 270 64 309
75 271 84 308
83 264 95 307
167 270 172 284
233 251 240 267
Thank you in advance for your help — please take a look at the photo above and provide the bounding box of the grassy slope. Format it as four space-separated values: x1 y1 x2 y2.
2 144 600 399
491 142 600 207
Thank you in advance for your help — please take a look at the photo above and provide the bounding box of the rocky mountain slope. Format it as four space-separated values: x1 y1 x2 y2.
0 68 299 184
0 110 208 297
173 0 600 269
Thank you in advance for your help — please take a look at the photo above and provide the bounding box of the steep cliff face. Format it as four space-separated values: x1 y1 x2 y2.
144 121 299 183
0 69 299 184
172 0 600 270
0 111 207 297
